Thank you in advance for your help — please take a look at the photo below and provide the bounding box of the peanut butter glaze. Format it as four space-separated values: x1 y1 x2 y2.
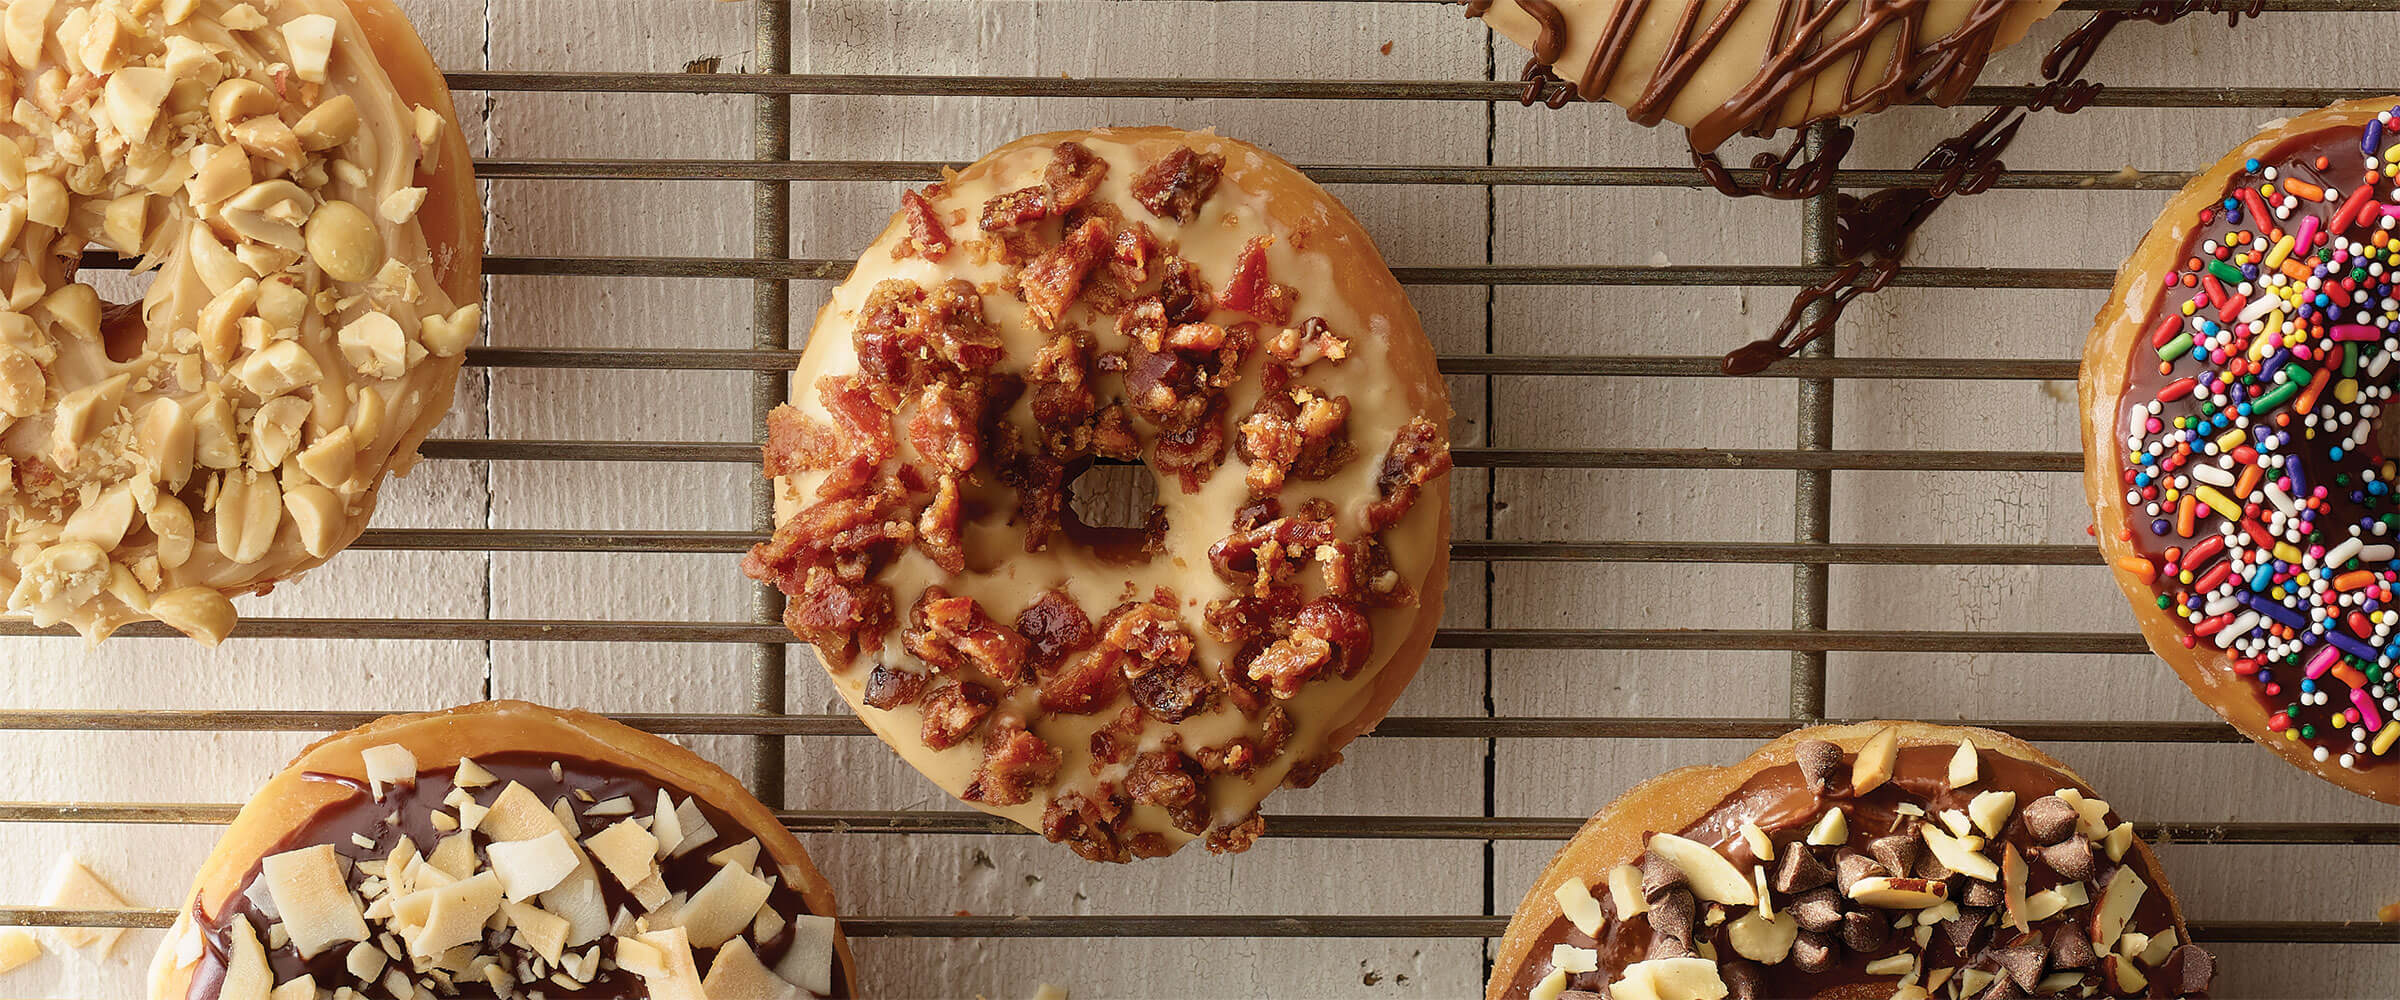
1499 745 2198 1000
2106 117 2400 779
184 752 840 999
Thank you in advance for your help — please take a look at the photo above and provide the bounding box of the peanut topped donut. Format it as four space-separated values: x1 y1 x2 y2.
746 126 1454 861
0 0 481 643
1467 0 2062 151
149 701 856 999
1488 723 2214 1000
2083 98 2400 804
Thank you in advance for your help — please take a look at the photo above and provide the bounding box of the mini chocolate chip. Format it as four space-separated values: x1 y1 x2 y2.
2158 944 2216 996
1839 909 1889 953
2048 925 2096 969
2022 795 2078 844
1993 943 2046 991
1866 833 1919 878
1943 906 1989 951
1790 930 1838 974
1640 846 1688 900
1835 851 1889 895
1647 887 1695 945
1789 887 1845 933
2040 835 2096 881
1795 740 1844 792
1911 849 1953 881
1643 932 1691 960
1719 960 1764 1000
1962 878 2005 908
1772 846 1834 895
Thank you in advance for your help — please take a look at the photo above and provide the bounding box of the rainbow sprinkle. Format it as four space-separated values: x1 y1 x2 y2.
2116 106 2400 773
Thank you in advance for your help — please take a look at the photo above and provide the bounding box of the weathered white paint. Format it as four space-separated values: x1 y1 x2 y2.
0 3 2388 998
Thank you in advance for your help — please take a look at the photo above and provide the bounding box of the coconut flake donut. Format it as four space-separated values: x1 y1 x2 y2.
1467 0 2062 151
1488 722 2215 1000
745 126 1454 861
148 700 857 999
2081 97 2400 804
0 0 482 643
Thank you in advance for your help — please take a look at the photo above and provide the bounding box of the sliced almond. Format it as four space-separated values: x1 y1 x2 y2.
2001 849 2029 933
1606 957 1726 1000
1551 875 1602 937
1919 825 1998 882
1849 727 1899 795
1725 907 1796 964
1967 790 2016 839
1804 807 1847 846
1604 862 1646 919
1946 738 1980 788
1737 821 1774 862
1846 875 1949 909
1645 832 1756 905
2102 821 2135 863
1862 953 1916 976
2089 866 2148 953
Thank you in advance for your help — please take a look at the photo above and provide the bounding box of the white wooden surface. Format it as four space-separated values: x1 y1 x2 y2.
0 2 2392 998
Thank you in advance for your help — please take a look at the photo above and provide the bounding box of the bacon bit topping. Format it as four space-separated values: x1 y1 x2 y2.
1126 747 1208 834
1133 147 1224 223
999 453 1067 553
1205 811 1265 855
1020 217 1111 331
1088 705 1143 770
915 474 965 574
1266 317 1351 366
1044 141 1109 214
921 279 1001 371
1016 588 1098 674
774 567 892 668
1238 385 1353 496
1025 333 1135 461
1110 222 1160 288
908 383 984 474
1364 416 1452 531
1041 791 1130 863
1223 237 1298 324
1098 602 1210 723
1158 255 1215 323
862 662 928 711
894 189 952 261
979 185 1051 236
963 722 1062 806
904 586 1031 684
918 682 996 751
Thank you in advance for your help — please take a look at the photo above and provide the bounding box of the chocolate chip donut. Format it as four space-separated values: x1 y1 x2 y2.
2082 97 2400 804
0 0 482 643
1466 0 2064 151
1488 723 2213 1000
745 126 1454 861
148 701 855 999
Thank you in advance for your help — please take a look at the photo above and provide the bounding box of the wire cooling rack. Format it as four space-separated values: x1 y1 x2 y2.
1 0 2396 995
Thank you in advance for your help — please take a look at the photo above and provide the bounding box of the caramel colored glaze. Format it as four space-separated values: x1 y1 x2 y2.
1498 746 2188 1000
2084 98 2400 804
183 752 841 1000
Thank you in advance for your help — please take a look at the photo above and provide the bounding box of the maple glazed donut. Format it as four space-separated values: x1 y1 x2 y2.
0 0 482 643
1488 723 2215 1000
744 126 1454 861
1467 0 2064 151
2082 98 2400 804
148 700 857 999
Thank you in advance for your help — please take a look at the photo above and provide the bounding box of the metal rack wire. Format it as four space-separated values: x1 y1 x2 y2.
2 0 2395 986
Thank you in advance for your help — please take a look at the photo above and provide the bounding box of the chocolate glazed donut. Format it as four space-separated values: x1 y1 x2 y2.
1487 723 2213 1000
2083 97 2400 803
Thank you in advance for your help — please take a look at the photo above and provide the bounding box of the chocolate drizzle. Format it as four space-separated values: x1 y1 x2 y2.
1469 0 2265 374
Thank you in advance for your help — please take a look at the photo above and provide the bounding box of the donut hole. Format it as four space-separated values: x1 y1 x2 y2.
1061 458 1163 564
84 257 155 364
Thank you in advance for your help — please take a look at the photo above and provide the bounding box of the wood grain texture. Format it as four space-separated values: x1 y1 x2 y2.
1 2 2391 998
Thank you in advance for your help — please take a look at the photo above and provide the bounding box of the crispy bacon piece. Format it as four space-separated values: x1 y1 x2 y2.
922 279 1001 371
1295 598 1372 678
1265 317 1350 366
762 374 895 478
1016 589 1097 674
1116 301 1252 490
1158 255 1214 323
909 382 983 474
1222 237 1297 324
915 474 965 574
1042 791 1129 863
1205 811 1264 855
1245 631 1331 700
855 279 928 389
999 453 1066 552
862 662 928 710
962 722 1061 806
1364 416 1452 531
1110 221 1159 288
1088 705 1143 770
1245 598 1370 699
918 682 995 751
1208 507 1337 596
1133 147 1224 223
904 586 1031 684
1237 387 1352 495
1038 649 1124 715
893 190 952 261
980 185 1050 236
1097 602 1210 723
1125 747 1208 835
773 567 892 668
1021 217 1111 330
1044 141 1109 213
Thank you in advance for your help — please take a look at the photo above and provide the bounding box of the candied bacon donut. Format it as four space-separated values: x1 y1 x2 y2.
0 0 482 643
1466 0 2063 152
1488 722 2214 1000
2082 97 2400 803
745 126 1454 861
148 700 857 999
